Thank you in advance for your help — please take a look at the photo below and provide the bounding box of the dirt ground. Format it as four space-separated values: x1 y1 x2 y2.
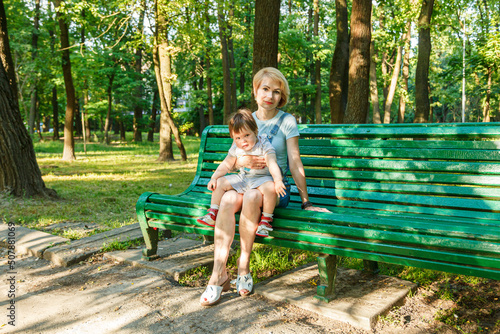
1 249 499 334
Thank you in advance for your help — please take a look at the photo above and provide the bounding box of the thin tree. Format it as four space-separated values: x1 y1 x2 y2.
155 0 186 161
47 4 60 140
313 0 321 124
0 0 56 198
133 0 147 141
217 1 233 123
54 0 76 160
329 0 349 124
370 37 382 124
204 0 214 125
344 0 372 124
383 32 404 124
398 21 412 123
414 0 434 123
29 0 41 136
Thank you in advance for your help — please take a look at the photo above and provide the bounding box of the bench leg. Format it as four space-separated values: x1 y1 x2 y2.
314 254 337 302
140 225 159 261
363 260 380 274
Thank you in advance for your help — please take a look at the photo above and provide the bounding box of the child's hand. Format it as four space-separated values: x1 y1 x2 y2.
207 178 217 191
275 180 287 197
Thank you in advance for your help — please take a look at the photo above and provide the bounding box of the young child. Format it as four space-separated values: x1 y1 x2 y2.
197 108 286 237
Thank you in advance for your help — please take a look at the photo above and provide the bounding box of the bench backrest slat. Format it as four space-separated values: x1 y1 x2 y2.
193 123 500 220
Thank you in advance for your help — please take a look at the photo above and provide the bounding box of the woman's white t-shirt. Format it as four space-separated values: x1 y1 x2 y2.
252 110 300 172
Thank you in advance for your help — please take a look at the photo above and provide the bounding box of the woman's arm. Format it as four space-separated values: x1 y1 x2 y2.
286 136 309 204
265 153 286 197
287 136 330 212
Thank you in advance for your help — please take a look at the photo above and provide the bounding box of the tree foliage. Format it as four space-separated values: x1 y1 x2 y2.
1 0 498 147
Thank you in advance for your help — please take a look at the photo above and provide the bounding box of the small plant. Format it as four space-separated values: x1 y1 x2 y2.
101 238 142 252
178 266 211 286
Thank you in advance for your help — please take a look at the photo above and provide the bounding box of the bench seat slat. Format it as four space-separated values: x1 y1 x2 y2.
188 183 500 223
298 195 500 222
256 237 500 280
143 202 500 244
143 211 500 265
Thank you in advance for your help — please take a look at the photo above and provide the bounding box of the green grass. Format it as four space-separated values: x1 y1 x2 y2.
0 132 200 234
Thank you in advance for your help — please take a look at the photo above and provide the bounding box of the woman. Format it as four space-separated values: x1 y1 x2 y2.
200 67 327 307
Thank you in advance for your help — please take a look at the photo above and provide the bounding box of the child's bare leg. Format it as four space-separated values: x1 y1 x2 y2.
198 177 235 227
255 181 276 237
211 177 235 206
257 181 277 215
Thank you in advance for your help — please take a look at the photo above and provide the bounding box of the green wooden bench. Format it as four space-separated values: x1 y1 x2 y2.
137 122 500 301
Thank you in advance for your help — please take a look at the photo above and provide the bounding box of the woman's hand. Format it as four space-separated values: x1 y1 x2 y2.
305 206 331 213
237 155 267 170
274 180 287 197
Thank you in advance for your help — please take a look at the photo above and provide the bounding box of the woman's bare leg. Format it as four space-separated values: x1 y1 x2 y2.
208 190 242 286
237 189 263 294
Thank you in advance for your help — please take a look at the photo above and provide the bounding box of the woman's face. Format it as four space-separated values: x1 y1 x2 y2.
255 77 282 112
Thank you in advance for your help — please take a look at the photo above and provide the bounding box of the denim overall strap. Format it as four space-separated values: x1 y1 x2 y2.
267 112 290 176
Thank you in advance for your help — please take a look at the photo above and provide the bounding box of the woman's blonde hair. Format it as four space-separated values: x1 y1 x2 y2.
228 108 258 138
253 67 290 108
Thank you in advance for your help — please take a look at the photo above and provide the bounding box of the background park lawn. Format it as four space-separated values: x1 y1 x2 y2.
0 134 199 239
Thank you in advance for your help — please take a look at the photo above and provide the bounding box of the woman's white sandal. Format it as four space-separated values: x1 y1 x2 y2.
200 277 231 306
232 273 254 297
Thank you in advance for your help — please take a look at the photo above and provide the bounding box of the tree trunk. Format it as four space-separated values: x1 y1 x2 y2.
329 0 349 124
155 0 186 161
157 43 187 161
0 0 18 104
227 5 237 113
0 9 56 198
48 7 60 140
28 0 41 136
196 68 206 134
218 2 232 123
383 35 403 124
370 39 381 124
133 0 146 142
379 11 389 108
204 0 214 125
148 89 158 142
206 54 214 125
52 86 59 139
252 0 280 74
344 0 372 124
414 0 434 123
398 22 411 123
55 0 76 160
313 0 321 124
119 120 126 141
483 66 491 122
104 74 114 145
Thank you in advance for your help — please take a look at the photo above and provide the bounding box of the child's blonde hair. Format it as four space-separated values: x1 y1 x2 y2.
253 67 290 108
228 108 258 138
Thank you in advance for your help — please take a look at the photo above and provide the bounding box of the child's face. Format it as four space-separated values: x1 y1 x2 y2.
232 127 258 152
